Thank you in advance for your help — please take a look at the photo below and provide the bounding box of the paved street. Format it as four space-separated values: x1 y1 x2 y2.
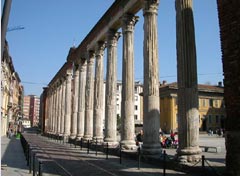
1 133 226 176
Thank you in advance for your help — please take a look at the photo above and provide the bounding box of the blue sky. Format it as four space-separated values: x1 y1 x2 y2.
3 0 223 97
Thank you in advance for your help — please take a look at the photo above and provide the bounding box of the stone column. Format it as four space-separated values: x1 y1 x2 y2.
52 88 57 133
93 41 105 142
121 13 138 150
104 30 121 144
58 80 63 135
70 63 79 139
175 0 201 162
76 59 87 140
142 0 161 156
60 78 66 135
48 91 53 132
83 51 95 141
63 68 72 141
56 82 61 134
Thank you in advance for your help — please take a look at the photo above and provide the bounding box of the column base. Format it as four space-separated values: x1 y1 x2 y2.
120 140 137 150
76 135 83 141
103 141 119 148
63 134 69 143
83 135 93 142
176 147 202 163
69 134 76 140
93 136 104 143
142 142 162 157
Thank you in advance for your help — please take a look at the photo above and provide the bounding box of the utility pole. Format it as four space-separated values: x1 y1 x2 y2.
1 0 12 58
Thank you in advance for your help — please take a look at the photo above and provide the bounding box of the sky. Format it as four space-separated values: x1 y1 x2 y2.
2 0 223 97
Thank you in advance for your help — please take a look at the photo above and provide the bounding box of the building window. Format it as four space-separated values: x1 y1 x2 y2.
134 115 138 120
135 105 138 110
135 96 138 101
175 97 178 106
214 100 219 108
216 115 219 123
209 115 212 124
134 86 138 93
202 99 206 107
209 99 213 107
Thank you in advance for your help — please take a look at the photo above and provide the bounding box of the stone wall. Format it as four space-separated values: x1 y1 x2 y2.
217 0 240 175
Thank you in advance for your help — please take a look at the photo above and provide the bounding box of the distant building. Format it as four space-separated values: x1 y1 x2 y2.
1 40 23 136
23 95 40 127
159 82 226 133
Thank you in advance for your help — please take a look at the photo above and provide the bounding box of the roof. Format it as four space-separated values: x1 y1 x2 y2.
160 82 224 93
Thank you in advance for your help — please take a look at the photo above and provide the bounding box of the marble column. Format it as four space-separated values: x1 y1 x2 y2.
121 13 138 150
56 82 61 134
58 80 63 135
104 30 121 144
93 41 105 142
52 88 57 133
63 69 72 141
60 78 66 135
76 59 87 140
83 51 95 141
70 63 80 139
48 91 53 132
175 0 201 162
142 0 162 156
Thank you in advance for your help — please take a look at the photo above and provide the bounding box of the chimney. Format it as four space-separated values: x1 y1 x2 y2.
218 81 222 87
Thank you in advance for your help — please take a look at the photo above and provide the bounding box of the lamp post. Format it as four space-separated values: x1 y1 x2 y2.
1 0 12 58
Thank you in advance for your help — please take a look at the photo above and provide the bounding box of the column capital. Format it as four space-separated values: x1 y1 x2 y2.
122 13 139 33
95 41 106 58
87 50 95 65
143 0 159 15
107 30 121 47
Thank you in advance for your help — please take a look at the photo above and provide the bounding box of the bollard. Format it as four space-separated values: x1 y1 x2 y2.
81 138 83 150
95 139 98 156
33 152 36 176
106 143 109 160
38 161 42 176
29 149 32 174
87 140 90 154
26 144 29 165
138 147 141 170
120 144 122 164
202 155 205 169
163 150 166 176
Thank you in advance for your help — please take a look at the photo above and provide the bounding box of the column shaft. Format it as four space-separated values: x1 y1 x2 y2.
93 42 105 142
56 83 61 134
121 14 138 150
83 51 95 141
60 78 66 135
76 60 87 140
64 69 72 140
175 0 201 162
52 89 57 133
142 0 161 156
70 64 80 139
104 30 121 143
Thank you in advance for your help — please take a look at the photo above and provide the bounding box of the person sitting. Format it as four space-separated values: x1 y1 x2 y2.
136 130 143 147
170 130 175 142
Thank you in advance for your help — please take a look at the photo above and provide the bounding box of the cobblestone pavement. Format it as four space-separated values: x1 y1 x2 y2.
1 133 226 176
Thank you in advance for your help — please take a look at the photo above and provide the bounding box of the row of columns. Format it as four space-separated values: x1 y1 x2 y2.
45 0 201 161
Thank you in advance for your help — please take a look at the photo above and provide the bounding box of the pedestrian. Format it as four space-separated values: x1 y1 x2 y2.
136 130 143 148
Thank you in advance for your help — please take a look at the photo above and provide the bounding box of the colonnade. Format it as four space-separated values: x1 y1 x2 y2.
44 0 201 161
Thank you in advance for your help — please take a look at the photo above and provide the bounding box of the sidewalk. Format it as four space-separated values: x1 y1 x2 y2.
1 133 225 176
1 135 31 176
